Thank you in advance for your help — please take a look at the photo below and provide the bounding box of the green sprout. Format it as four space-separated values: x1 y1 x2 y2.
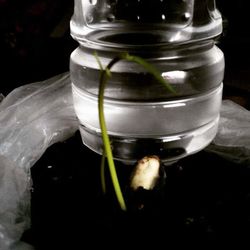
95 52 175 211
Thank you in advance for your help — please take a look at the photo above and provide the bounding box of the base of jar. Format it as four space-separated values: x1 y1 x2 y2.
78 116 219 164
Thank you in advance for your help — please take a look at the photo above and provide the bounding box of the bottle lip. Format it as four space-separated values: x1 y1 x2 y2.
70 18 223 50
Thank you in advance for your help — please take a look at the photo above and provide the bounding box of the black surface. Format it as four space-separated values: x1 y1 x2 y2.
21 131 250 249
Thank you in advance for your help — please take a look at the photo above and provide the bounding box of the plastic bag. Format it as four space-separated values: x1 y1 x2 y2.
206 100 250 164
0 72 78 250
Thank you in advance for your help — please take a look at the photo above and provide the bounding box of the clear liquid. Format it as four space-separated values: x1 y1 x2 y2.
72 83 223 163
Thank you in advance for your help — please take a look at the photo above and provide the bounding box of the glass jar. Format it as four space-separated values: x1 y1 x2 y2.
70 0 225 164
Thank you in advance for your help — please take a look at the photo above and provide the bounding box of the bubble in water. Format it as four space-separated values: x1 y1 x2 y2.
89 0 97 5
162 14 166 21
182 12 191 21
107 14 115 22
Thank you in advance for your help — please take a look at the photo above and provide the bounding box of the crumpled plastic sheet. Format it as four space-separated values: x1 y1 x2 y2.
0 71 250 250
206 100 250 164
0 72 78 250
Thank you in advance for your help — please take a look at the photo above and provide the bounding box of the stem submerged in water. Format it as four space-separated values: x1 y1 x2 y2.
98 56 126 211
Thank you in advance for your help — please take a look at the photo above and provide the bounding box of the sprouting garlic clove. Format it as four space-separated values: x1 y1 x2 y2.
130 155 160 191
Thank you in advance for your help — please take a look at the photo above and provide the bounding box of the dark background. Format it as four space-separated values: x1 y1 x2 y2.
0 0 76 95
0 0 250 106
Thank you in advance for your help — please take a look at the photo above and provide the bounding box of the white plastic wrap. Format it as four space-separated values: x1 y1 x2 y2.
206 100 250 164
0 72 78 250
